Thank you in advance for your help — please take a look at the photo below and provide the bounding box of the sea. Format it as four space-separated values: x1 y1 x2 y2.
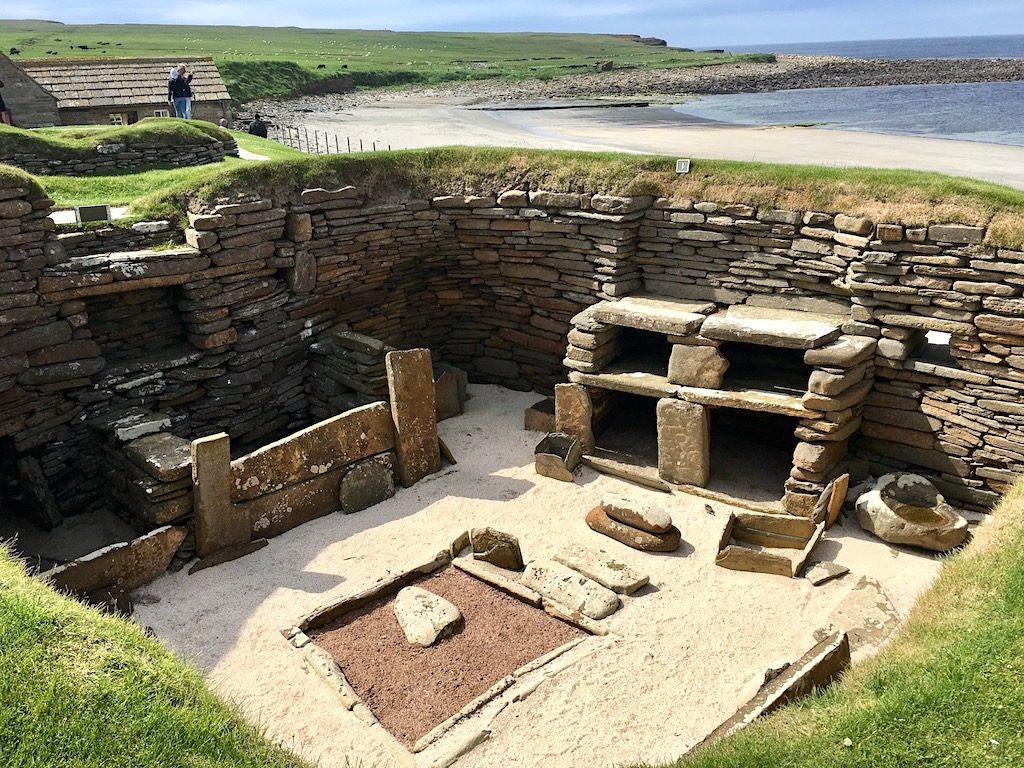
674 35 1024 146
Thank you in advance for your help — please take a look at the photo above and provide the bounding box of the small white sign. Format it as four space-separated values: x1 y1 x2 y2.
675 159 691 174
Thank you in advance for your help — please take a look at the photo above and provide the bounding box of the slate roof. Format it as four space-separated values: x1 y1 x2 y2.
16 57 231 109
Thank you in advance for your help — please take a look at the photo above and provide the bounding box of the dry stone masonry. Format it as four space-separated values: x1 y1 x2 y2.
2 165 1023 586
1 137 238 176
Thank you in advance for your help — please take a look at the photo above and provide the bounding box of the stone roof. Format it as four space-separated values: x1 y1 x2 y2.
16 57 231 109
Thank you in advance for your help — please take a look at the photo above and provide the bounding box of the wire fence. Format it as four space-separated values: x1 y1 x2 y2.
267 124 392 154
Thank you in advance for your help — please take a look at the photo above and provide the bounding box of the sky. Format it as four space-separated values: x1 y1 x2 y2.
2 0 1022 47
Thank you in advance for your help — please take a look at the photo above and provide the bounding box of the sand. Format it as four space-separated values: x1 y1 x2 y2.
133 384 942 768
263 94 1024 190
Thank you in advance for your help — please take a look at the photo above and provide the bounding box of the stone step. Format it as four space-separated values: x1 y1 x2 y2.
587 293 715 335
701 305 844 350
678 386 822 419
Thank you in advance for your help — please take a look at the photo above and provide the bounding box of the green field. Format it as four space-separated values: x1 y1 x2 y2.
0 20 771 101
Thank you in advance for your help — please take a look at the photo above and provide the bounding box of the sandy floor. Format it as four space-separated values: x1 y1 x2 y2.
134 385 942 768
286 96 1024 190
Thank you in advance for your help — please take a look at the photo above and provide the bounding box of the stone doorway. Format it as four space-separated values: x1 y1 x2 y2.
707 409 800 503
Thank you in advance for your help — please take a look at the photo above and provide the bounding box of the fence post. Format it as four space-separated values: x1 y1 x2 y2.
347 137 351 153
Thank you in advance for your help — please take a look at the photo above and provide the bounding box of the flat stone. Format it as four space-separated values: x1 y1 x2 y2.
657 398 709 486
804 561 850 586
804 335 877 368
818 577 898 663
667 345 729 387
339 454 396 514
90 407 171 443
601 492 672 533
521 558 620 619
701 305 843 350
393 586 462 647
123 432 192 482
855 473 968 552
471 527 524 570
680 387 820 419
801 379 873 413
927 223 985 244
554 383 594 451
534 432 582 482
553 545 649 595
231 403 395 501
386 349 441 487
193 433 249 558
569 368 679 399
585 506 682 553
588 293 713 335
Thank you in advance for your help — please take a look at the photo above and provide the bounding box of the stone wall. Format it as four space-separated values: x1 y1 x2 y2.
1 137 237 176
2 171 1022 533
58 221 182 259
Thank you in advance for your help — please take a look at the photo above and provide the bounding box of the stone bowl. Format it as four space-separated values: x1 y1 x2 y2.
856 473 968 552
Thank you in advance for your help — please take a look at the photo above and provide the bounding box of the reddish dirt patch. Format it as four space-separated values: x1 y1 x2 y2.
309 567 583 746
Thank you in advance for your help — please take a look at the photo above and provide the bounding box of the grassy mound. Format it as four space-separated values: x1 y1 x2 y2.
644 481 1024 768
0 118 234 162
0 545 307 768
125 147 1024 247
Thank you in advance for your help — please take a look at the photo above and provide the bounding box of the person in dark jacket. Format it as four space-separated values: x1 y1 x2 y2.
248 113 268 138
167 64 193 119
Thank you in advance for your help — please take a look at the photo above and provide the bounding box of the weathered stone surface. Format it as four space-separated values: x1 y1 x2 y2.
553 545 649 594
801 379 872 413
471 527 524 570
569 369 679 399
600 492 672 533
927 224 985 244
92 407 170 443
554 384 594 452
46 525 188 595
658 398 709 486
702 305 843 350
680 386 819 418
804 561 850 586
123 432 192 482
803 335 877 368
585 506 682 552
792 440 848 473
386 349 441 487
192 433 250 558
818 577 898 662
231 403 395 501
856 473 968 552
339 454 396 514
394 586 462 647
521 558 620 619
589 294 710 335
242 466 345 538
833 214 873 235
667 344 729 387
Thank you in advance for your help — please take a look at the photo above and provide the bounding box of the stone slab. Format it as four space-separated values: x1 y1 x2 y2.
803 335 877 368
569 368 679 399
193 433 250 559
553 545 649 595
471 527 524 570
667 345 729 387
600 492 672 533
386 349 442 487
241 466 345 539
554 383 594 452
46 525 187 595
230 402 395 501
339 453 396 514
123 432 192 482
657 398 710 486
678 386 820 419
701 305 843 350
588 293 713 335
524 397 556 433
804 561 850 586
521 558 620 620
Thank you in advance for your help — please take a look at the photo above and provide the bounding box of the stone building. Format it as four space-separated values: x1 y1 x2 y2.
0 54 232 128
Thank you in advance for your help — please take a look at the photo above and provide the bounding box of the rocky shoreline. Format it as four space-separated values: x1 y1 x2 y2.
247 54 1024 117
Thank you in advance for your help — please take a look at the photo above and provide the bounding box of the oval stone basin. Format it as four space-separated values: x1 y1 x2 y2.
856 473 969 552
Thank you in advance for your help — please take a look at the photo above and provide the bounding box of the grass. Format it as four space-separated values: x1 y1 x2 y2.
645 480 1024 768
0 544 308 768
113 147 1024 247
33 130 302 208
0 20 771 101
0 118 233 161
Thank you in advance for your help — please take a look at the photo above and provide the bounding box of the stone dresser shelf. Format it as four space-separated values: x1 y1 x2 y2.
568 367 679 399
587 293 715 335
677 386 823 419
700 305 845 350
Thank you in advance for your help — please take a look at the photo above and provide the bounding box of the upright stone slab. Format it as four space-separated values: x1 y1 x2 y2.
192 433 249 558
668 345 729 388
555 383 594 452
386 349 441 487
657 399 710 486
